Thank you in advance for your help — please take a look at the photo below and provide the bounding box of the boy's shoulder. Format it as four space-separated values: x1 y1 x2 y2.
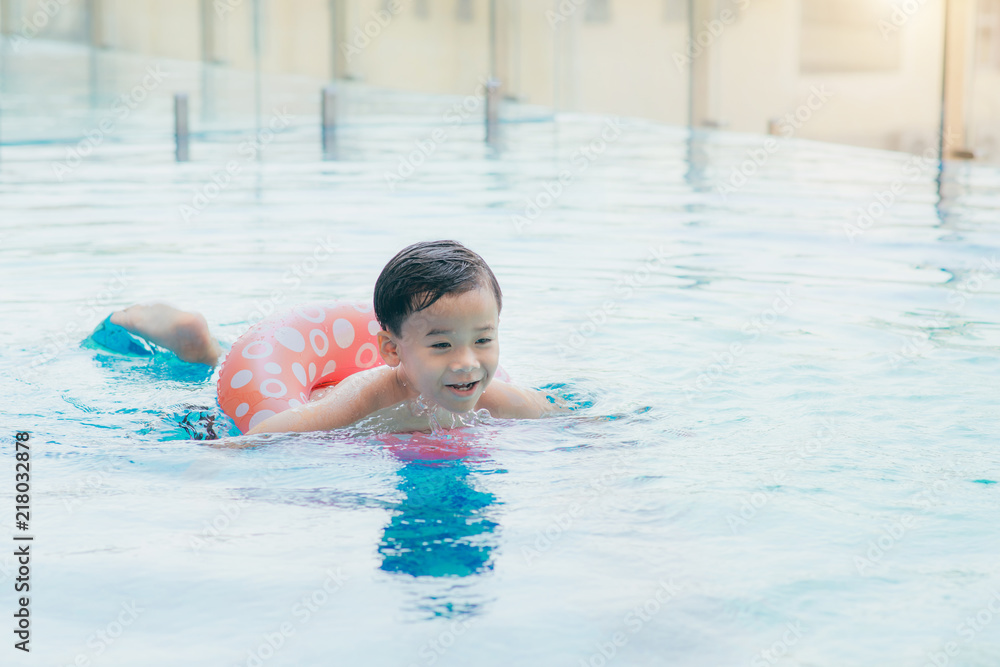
476 379 555 419
334 364 407 408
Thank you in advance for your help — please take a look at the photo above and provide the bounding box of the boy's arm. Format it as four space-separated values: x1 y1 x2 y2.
246 366 403 435
476 380 568 419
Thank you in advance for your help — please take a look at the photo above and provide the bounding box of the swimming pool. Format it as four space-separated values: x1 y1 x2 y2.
3 40 1000 667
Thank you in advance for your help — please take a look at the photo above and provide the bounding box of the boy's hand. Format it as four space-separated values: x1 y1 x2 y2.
245 366 404 435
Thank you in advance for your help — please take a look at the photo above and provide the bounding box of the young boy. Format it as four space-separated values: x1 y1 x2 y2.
103 240 562 435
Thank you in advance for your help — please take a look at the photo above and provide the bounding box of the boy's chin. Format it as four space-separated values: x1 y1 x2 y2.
437 388 484 413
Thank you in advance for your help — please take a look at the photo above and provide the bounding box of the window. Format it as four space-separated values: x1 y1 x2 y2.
977 0 1000 69
664 0 687 23
717 0 744 21
585 0 610 23
800 0 901 73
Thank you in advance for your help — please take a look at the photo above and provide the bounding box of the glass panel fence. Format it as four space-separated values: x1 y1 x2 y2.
0 0 995 166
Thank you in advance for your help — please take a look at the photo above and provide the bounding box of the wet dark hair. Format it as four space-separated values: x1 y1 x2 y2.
374 240 503 337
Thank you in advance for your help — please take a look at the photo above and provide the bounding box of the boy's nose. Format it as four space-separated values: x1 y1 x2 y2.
450 347 479 372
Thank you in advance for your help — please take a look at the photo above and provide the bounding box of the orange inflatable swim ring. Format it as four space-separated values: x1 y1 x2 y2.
217 301 384 433
218 300 511 435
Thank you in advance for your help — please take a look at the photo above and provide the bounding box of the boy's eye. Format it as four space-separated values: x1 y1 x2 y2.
430 339 491 348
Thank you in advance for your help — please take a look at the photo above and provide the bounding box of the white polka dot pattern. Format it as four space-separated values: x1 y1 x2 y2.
275 327 305 353
260 379 287 398
216 301 386 434
295 306 326 322
242 341 273 359
230 369 253 389
356 343 378 368
248 410 277 430
332 319 355 349
310 329 329 356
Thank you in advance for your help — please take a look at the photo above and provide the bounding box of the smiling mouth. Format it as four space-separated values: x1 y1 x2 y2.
446 380 480 395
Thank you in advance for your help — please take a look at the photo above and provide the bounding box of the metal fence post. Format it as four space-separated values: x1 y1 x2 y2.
485 78 501 143
321 85 336 155
174 93 190 162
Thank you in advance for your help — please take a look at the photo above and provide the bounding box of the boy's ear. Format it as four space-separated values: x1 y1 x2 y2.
377 330 401 367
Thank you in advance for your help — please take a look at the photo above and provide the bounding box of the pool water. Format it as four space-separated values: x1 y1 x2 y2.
2 40 1000 667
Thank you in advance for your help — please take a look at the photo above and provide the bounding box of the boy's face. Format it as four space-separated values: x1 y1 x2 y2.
379 286 500 413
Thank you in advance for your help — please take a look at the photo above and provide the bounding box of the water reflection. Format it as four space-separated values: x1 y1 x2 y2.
379 458 498 577
684 126 712 192
378 433 501 616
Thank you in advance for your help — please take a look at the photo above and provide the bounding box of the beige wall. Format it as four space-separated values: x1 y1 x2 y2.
714 0 799 133
1 0 992 159
971 68 1000 160
567 0 688 124
795 0 946 153
341 0 491 95
969 1 1000 160
97 0 201 59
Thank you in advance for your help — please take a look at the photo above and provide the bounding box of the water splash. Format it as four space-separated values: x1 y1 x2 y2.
409 394 493 434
